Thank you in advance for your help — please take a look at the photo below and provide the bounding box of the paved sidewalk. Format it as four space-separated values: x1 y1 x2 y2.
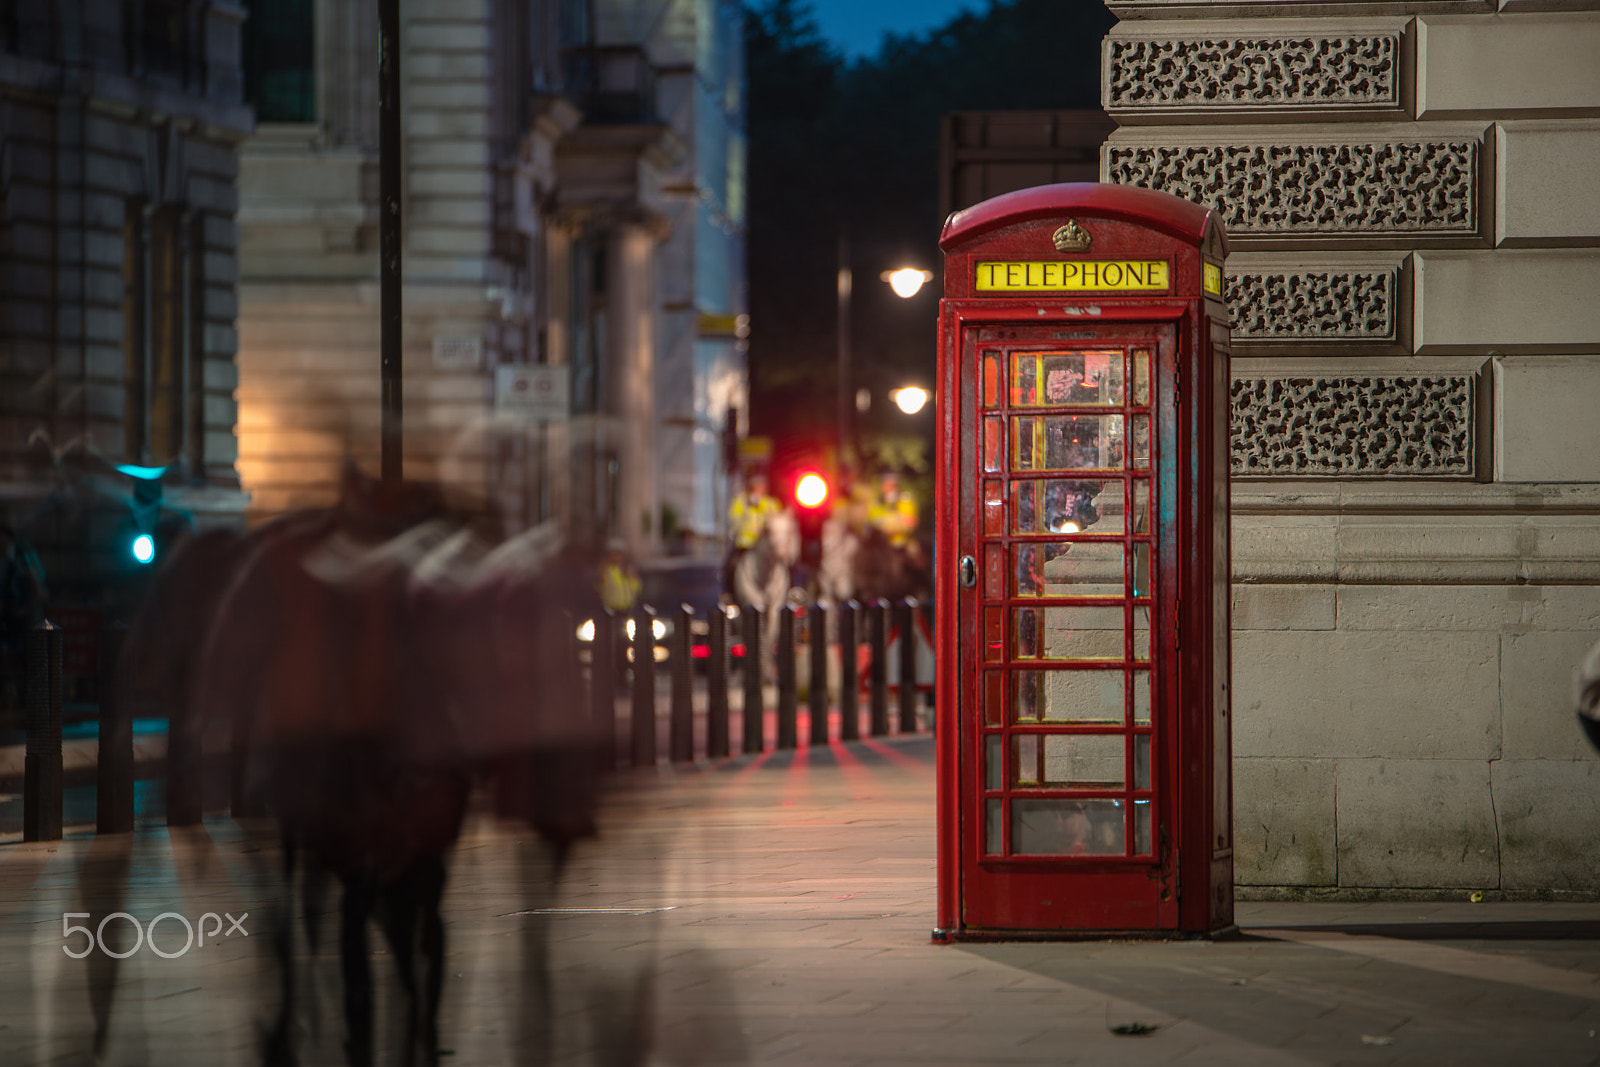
3 734 1600 1066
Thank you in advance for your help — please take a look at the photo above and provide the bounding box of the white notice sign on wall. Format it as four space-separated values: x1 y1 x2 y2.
495 364 569 421
433 336 483 369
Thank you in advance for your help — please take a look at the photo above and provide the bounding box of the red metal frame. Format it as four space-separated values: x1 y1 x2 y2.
934 184 1233 940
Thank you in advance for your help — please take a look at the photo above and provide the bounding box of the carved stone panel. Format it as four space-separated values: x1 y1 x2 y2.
1104 138 1480 239
1228 268 1397 344
1106 33 1399 114
1231 376 1475 477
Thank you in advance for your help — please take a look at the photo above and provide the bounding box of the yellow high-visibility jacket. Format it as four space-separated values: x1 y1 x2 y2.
868 491 919 547
597 563 641 612
728 493 782 549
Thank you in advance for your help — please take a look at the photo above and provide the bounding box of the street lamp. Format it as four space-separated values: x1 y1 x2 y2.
891 386 929 415
881 268 935 299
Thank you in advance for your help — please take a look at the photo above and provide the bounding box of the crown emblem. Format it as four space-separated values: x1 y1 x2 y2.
1052 219 1092 253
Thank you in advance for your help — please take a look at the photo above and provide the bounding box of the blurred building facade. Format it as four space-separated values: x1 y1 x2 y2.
235 0 746 554
1102 1 1600 892
0 0 251 602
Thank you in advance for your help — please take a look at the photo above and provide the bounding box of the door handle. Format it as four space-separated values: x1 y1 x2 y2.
959 555 977 589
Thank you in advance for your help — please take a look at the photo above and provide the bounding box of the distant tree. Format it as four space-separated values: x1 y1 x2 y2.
743 0 1113 468
743 0 846 478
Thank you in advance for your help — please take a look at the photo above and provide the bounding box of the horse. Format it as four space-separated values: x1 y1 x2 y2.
732 506 799 617
815 513 859 606
851 528 931 605
731 508 799 679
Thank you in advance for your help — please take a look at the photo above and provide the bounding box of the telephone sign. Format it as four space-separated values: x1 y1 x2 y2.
934 184 1234 939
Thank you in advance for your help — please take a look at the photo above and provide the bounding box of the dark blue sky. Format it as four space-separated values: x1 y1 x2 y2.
807 0 982 59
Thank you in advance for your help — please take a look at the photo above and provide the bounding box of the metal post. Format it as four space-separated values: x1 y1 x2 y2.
707 607 729 758
869 599 890 736
630 607 657 768
139 204 154 464
97 621 134 833
378 0 403 483
897 598 919 733
808 602 828 747
24 620 63 841
669 603 693 762
776 605 797 749
839 601 859 741
741 605 764 754
591 611 618 771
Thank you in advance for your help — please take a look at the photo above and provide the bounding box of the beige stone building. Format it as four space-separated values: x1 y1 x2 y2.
236 0 746 552
1 0 250 601
1103 0 1600 893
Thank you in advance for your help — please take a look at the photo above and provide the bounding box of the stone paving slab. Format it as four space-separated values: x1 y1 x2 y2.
3 735 1600 1065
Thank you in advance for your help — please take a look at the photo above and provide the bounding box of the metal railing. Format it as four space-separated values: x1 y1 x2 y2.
14 598 934 838
585 597 934 770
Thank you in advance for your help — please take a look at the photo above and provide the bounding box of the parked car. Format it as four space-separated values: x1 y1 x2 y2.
574 559 747 669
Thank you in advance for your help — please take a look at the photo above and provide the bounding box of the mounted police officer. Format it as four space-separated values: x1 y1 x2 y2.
724 469 780 599
867 471 919 556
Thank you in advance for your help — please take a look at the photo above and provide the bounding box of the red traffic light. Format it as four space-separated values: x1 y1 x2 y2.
795 472 829 509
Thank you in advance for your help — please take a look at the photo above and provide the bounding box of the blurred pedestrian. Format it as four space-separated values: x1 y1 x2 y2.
724 469 780 597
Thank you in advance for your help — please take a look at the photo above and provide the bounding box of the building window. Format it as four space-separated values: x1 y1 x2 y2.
139 0 190 84
243 0 315 122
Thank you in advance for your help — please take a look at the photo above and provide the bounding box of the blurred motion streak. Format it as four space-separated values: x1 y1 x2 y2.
92 459 679 1066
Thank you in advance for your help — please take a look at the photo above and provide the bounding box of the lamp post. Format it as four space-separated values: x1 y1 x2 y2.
378 0 403 484
836 236 852 470
837 252 934 469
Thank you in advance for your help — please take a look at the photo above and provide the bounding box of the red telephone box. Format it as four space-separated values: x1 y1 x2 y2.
934 184 1233 939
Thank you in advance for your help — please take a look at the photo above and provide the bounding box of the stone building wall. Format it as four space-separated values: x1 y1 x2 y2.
236 0 743 554
1 0 251 601
237 0 532 521
1103 0 1600 894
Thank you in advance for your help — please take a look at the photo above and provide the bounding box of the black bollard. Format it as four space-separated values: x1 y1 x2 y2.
591 611 618 771
707 606 730 758
24 619 64 841
839 601 860 742
97 621 134 834
808 602 829 747
776 605 797 749
631 607 657 768
869 599 890 736
741 605 764 754
669 603 694 762
897 598 919 734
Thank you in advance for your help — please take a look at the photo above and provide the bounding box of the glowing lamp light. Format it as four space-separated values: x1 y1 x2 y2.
882 268 934 299
131 533 156 564
892 386 929 415
795 473 829 509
